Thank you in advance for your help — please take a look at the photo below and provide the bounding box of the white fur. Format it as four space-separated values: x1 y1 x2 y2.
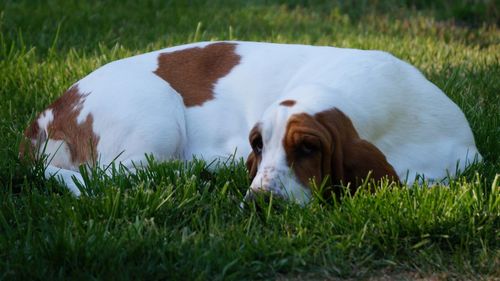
33 41 481 199
45 165 83 196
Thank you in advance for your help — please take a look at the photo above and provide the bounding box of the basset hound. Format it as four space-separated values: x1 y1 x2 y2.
21 41 482 203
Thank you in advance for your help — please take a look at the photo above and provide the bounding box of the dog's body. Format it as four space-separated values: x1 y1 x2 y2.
23 41 481 201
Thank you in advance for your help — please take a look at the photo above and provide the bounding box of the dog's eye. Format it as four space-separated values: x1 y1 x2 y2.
251 135 263 154
296 140 319 157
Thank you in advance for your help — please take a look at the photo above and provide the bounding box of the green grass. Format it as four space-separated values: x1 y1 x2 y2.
1 1 499 280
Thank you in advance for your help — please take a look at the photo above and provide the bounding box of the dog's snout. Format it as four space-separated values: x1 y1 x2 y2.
246 166 311 205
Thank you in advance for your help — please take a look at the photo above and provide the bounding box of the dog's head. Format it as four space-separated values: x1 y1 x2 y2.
245 102 399 204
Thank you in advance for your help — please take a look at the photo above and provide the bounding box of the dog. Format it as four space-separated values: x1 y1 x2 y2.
21 41 481 203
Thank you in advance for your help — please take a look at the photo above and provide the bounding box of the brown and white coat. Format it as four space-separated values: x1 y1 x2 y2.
22 41 481 202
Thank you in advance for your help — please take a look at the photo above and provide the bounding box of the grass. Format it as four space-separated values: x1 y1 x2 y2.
1 0 499 280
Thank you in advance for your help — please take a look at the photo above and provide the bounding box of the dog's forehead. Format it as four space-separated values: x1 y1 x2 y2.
260 104 300 143
261 103 322 141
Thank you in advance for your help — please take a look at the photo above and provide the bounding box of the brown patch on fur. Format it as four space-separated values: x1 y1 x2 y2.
19 117 43 159
154 42 241 107
283 108 399 199
246 124 263 180
283 114 329 193
21 85 99 165
280 100 296 107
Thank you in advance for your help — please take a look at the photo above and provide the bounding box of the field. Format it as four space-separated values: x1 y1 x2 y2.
1 0 499 280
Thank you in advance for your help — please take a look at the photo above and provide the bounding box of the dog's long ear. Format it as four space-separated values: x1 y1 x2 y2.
315 109 399 194
317 121 344 187
247 124 263 181
343 139 399 186
246 152 258 181
247 123 262 181
318 123 345 199
315 109 348 198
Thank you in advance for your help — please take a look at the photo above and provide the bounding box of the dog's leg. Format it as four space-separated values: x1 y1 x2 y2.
45 165 84 196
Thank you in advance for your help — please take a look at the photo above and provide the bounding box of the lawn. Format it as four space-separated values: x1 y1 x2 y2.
1 0 499 280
